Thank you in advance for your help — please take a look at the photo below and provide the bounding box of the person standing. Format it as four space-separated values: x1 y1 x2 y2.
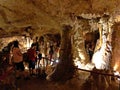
12 40 25 79
27 43 37 76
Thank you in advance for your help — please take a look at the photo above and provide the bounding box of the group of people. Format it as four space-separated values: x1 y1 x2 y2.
11 40 60 80
11 40 42 80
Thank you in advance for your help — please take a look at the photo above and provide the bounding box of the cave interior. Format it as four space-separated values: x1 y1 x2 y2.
0 0 120 90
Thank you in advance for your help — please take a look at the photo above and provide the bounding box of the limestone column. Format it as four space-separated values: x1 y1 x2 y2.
112 23 120 72
46 25 75 81
73 18 89 66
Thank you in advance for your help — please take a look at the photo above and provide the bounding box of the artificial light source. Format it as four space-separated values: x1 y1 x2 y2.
56 59 59 63
25 66 29 70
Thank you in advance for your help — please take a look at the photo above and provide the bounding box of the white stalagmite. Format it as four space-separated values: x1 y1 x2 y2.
92 18 112 70
92 41 112 70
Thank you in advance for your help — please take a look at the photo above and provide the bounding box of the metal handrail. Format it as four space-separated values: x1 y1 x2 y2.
77 68 120 78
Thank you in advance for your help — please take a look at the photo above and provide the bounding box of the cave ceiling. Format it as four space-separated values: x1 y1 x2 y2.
0 0 120 38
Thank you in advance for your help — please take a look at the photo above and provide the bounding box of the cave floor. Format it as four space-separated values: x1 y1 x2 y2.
0 68 119 90
16 75 118 90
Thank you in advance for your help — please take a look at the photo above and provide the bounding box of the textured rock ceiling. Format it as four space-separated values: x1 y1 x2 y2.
0 0 120 37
